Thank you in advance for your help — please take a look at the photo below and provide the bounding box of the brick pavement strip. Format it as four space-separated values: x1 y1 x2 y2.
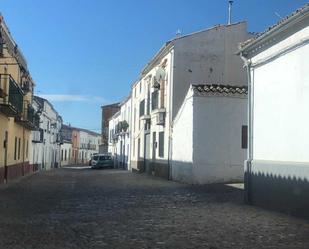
0 168 308 249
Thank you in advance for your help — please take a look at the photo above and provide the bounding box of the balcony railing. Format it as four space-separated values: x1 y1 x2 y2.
0 74 24 117
21 81 32 92
115 120 129 134
56 134 63 145
15 102 40 130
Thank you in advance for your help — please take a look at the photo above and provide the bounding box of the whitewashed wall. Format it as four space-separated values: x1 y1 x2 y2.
172 88 247 184
251 27 309 163
192 95 247 184
172 22 250 120
171 92 194 182
61 142 72 166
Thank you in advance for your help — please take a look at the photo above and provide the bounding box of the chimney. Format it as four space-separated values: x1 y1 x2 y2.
228 0 234 25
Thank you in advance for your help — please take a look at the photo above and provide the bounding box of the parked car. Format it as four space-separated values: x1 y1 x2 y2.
89 153 98 166
91 154 114 169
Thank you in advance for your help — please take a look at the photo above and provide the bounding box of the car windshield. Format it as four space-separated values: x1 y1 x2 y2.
99 156 111 161
93 156 99 160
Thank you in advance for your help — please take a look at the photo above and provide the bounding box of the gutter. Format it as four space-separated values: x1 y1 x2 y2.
239 4 309 55
240 52 253 204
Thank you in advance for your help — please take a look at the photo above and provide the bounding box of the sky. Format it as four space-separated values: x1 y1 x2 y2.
1 0 308 132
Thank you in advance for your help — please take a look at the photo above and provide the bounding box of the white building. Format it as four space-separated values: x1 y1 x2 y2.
30 96 62 170
239 3 309 217
130 22 252 180
79 129 101 165
172 84 247 184
60 142 72 167
108 95 131 169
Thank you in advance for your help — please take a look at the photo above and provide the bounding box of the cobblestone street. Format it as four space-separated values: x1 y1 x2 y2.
0 168 308 249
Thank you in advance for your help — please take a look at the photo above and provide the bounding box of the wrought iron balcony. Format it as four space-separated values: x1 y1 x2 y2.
0 74 24 117
56 134 63 145
15 103 40 131
21 81 32 92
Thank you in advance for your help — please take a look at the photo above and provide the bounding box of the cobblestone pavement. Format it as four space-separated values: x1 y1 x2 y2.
0 168 308 249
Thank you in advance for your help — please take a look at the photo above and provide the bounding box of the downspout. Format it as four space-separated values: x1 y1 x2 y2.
167 49 174 180
240 52 253 204
22 123 25 176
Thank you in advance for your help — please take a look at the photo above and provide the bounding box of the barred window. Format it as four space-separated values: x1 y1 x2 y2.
152 90 158 110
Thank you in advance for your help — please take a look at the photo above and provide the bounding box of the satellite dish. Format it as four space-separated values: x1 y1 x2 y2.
155 67 166 82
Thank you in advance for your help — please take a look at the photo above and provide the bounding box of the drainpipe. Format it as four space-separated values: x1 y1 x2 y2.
240 52 253 204
167 49 174 180
22 123 25 176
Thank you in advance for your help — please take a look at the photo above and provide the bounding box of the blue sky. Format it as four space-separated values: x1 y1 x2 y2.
1 0 308 132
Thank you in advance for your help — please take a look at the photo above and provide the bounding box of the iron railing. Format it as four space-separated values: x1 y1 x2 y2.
8 76 23 113
0 74 24 116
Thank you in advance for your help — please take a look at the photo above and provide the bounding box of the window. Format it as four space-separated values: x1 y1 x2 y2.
139 81 142 93
18 138 21 160
159 132 164 157
152 90 159 110
61 150 64 161
65 150 67 161
242 125 248 149
139 99 145 117
14 137 17 160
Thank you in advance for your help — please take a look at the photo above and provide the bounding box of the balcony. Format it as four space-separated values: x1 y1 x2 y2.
56 134 64 145
15 103 40 130
21 81 32 93
32 129 44 143
0 74 24 117
154 108 166 126
115 120 129 135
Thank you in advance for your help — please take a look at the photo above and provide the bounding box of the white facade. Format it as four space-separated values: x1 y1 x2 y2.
30 96 62 170
240 5 309 217
172 85 247 184
108 96 131 169
130 22 251 179
79 130 101 165
60 142 72 166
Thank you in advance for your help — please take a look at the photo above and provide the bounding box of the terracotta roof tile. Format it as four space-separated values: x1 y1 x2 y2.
240 3 309 50
192 84 248 95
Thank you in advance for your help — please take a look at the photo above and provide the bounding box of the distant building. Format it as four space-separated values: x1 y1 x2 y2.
60 141 72 167
30 96 62 170
79 129 101 164
239 3 309 218
61 124 101 165
100 103 120 153
108 95 131 169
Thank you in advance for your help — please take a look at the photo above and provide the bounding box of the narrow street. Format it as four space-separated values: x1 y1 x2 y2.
0 168 308 249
